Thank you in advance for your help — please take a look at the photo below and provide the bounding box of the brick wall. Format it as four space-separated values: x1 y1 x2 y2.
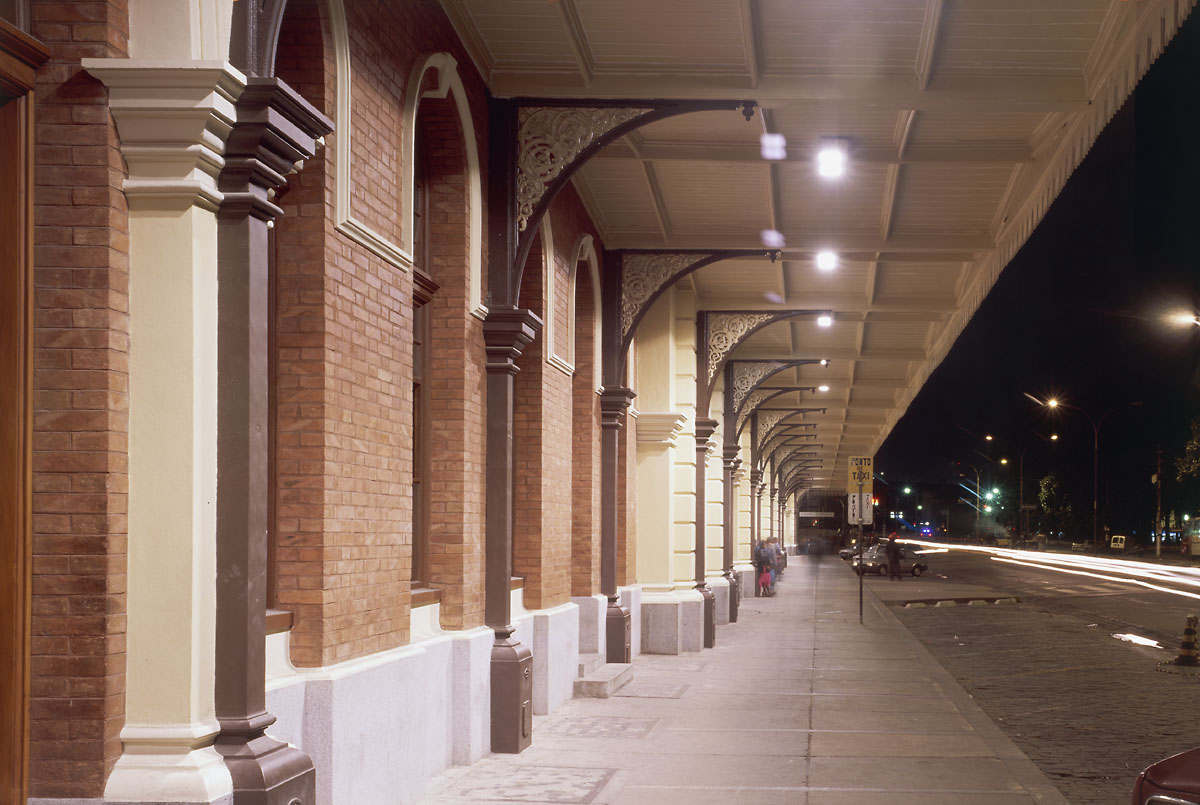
570 257 600 596
514 234 568 609
28 0 130 796
272 0 492 665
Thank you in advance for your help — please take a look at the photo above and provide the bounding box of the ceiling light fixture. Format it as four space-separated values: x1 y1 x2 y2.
818 385 830 392
816 141 848 178
817 313 833 328
815 250 838 271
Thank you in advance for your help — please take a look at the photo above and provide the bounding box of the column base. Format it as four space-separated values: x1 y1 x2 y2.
698 584 716 648
725 570 740 623
490 633 533 753
215 718 316 805
605 596 632 664
102 724 233 804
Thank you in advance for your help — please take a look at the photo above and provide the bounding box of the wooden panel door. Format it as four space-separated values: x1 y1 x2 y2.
0 19 47 804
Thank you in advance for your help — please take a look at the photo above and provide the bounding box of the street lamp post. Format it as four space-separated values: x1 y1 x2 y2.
1027 394 1143 553
1017 433 1058 540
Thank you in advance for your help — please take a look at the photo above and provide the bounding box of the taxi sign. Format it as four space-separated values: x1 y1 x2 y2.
848 455 873 494
848 492 873 525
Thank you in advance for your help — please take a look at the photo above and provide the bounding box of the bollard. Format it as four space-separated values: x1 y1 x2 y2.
1175 614 1199 667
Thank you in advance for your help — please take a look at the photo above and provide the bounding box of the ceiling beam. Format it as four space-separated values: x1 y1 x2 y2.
553 0 596 87
607 232 992 253
733 347 928 362
437 0 494 81
641 162 672 241
915 0 945 91
592 141 1033 165
490 71 1089 113
739 0 764 89
894 109 917 159
880 165 901 241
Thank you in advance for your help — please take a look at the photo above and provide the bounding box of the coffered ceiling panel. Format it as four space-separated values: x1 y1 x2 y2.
758 0 928 75
443 0 1195 490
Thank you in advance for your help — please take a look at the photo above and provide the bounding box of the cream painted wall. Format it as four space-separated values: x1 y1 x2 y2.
672 289 698 589
634 293 681 593
127 206 220 727
128 0 232 61
704 387 724 580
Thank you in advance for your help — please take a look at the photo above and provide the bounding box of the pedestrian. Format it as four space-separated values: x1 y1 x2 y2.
885 533 902 580
754 540 773 596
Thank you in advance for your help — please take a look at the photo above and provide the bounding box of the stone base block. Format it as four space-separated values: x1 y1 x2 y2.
641 590 704 654
264 623 493 804
735 565 756 598
530 602 580 715
618 585 643 658
710 577 730 626
574 663 633 698
571 594 607 657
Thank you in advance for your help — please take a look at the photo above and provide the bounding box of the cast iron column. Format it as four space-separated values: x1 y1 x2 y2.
694 417 718 647
722 444 740 623
750 472 763 597
214 77 330 804
483 308 540 753
600 387 636 662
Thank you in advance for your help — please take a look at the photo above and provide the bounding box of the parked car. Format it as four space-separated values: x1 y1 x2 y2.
1131 747 1200 804
838 544 861 561
850 544 929 577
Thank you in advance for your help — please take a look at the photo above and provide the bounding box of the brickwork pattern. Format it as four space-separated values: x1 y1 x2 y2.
422 94 487 630
570 257 600 597
513 234 572 610
28 0 131 796
271 0 495 664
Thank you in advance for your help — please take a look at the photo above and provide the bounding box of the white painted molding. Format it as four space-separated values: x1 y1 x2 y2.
81 60 246 212
400 51 486 314
548 354 575 377
636 411 688 445
564 233 602 391
327 0 413 272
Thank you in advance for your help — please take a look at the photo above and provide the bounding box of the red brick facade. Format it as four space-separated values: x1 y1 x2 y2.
29 0 130 796
22 0 638 793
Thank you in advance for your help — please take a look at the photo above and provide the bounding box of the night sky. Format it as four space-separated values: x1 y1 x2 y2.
875 11 1200 541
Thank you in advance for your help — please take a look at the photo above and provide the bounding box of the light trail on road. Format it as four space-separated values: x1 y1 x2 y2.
898 539 1200 602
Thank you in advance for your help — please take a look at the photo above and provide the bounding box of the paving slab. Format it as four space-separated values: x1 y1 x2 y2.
417 556 1067 805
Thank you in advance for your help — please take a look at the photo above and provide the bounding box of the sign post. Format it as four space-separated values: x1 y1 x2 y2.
848 456 874 625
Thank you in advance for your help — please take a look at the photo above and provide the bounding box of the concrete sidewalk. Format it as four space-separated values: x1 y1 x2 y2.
418 556 1067 804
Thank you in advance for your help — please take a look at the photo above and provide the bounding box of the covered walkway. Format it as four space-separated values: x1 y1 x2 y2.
420 556 1064 805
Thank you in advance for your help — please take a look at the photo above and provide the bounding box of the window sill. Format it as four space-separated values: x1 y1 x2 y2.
412 587 442 608
266 608 294 635
510 576 524 591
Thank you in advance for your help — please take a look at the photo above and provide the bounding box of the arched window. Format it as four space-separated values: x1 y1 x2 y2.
411 127 437 587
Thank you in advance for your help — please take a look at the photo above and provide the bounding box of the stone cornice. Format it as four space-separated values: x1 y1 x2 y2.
635 411 687 445
82 60 248 212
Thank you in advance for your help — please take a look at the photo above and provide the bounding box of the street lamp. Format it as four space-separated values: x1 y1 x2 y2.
1014 432 1058 540
1026 393 1143 553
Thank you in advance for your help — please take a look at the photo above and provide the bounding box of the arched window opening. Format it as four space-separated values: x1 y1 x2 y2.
412 126 438 587
570 253 601 596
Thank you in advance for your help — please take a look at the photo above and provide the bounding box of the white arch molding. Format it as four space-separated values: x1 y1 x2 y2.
400 52 486 318
567 234 602 392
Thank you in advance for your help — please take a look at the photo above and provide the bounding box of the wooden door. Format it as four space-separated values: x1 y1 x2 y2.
0 19 47 804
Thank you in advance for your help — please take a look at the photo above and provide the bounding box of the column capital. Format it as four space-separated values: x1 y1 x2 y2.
83 60 250 212
219 77 332 220
694 417 719 447
599 386 638 430
483 307 543 373
722 442 740 467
